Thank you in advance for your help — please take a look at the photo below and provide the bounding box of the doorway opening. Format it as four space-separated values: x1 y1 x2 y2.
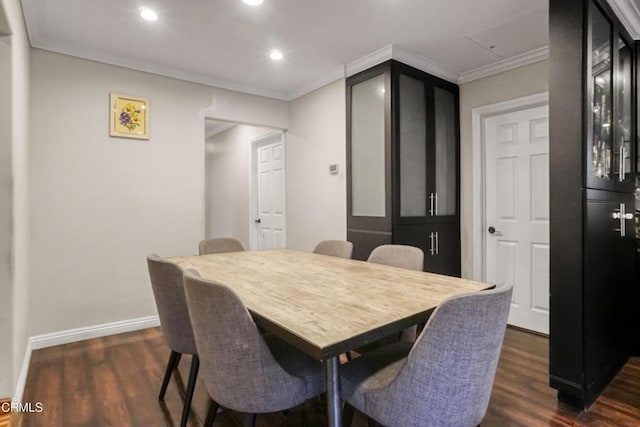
204 119 286 251
472 93 549 334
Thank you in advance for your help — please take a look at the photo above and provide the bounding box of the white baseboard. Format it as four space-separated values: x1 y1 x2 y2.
12 339 32 404
30 315 160 350
12 315 160 403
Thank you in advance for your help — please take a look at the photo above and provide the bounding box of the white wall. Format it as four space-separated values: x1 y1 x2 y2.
9 1 29 399
459 60 548 278
0 0 30 397
205 124 272 248
29 49 210 335
28 49 289 339
287 79 347 251
0 32 13 398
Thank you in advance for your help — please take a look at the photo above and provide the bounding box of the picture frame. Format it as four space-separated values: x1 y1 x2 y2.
109 93 149 140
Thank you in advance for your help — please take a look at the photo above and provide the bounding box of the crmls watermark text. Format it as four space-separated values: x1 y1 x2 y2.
1 401 44 413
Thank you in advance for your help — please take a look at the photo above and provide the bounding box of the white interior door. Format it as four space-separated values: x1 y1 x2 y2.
484 105 549 334
252 132 286 250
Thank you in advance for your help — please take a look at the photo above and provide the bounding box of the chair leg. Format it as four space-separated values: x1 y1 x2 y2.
179 355 200 427
203 398 219 427
342 403 355 427
159 350 182 400
243 413 256 427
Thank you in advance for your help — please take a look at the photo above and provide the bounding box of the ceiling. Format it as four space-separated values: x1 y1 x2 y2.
21 0 553 100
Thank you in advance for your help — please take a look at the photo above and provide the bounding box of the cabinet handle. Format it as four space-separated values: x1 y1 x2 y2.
429 193 435 216
619 143 624 182
612 203 634 237
428 232 439 255
434 193 438 216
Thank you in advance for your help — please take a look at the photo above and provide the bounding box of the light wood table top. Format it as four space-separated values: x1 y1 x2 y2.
170 249 492 360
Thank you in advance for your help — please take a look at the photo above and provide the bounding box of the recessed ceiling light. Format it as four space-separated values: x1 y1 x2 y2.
139 7 158 21
242 0 263 5
270 49 283 60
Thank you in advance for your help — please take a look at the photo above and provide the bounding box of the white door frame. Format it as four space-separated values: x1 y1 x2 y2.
471 92 548 281
249 130 287 250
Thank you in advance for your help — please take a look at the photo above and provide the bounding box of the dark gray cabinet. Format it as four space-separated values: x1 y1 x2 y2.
549 0 637 409
346 60 460 276
583 189 635 399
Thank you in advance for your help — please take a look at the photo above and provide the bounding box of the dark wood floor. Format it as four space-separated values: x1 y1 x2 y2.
14 327 640 426
0 398 10 427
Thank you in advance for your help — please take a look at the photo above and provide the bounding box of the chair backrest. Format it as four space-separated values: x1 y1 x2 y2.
183 271 306 413
147 254 196 355
199 238 245 255
313 240 353 259
368 285 513 427
367 244 424 271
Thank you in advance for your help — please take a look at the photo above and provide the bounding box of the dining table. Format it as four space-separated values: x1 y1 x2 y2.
170 248 492 427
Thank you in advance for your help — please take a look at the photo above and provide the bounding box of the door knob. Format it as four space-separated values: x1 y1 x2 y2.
254 219 261 224
488 226 502 236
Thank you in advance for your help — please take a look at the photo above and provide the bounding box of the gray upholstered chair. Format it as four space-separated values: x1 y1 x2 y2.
367 244 424 271
340 285 513 427
313 240 353 259
367 244 424 342
147 254 203 427
183 270 325 427
198 237 245 255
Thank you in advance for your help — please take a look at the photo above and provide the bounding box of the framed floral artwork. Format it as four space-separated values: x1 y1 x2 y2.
109 93 149 140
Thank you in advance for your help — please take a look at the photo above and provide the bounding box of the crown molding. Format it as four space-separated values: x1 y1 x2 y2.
26 8 552 103
286 43 460 101
346 44 394 77
285 45 395 101
30 41 291 101
344 44 458 84
458 46 549 84
608 0 640 39
392 45 459 83
287 65 346 101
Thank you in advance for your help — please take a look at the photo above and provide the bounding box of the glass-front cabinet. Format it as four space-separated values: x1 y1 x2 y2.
397 76 457 220
347 60 460 276
549 0 639 410
587 1 635 190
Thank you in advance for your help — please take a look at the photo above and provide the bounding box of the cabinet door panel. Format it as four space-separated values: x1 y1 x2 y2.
584 191 634 394
394 223 460 276
399 74 427 217
586 2 634 191
433 87 457 216
351 74 387 217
